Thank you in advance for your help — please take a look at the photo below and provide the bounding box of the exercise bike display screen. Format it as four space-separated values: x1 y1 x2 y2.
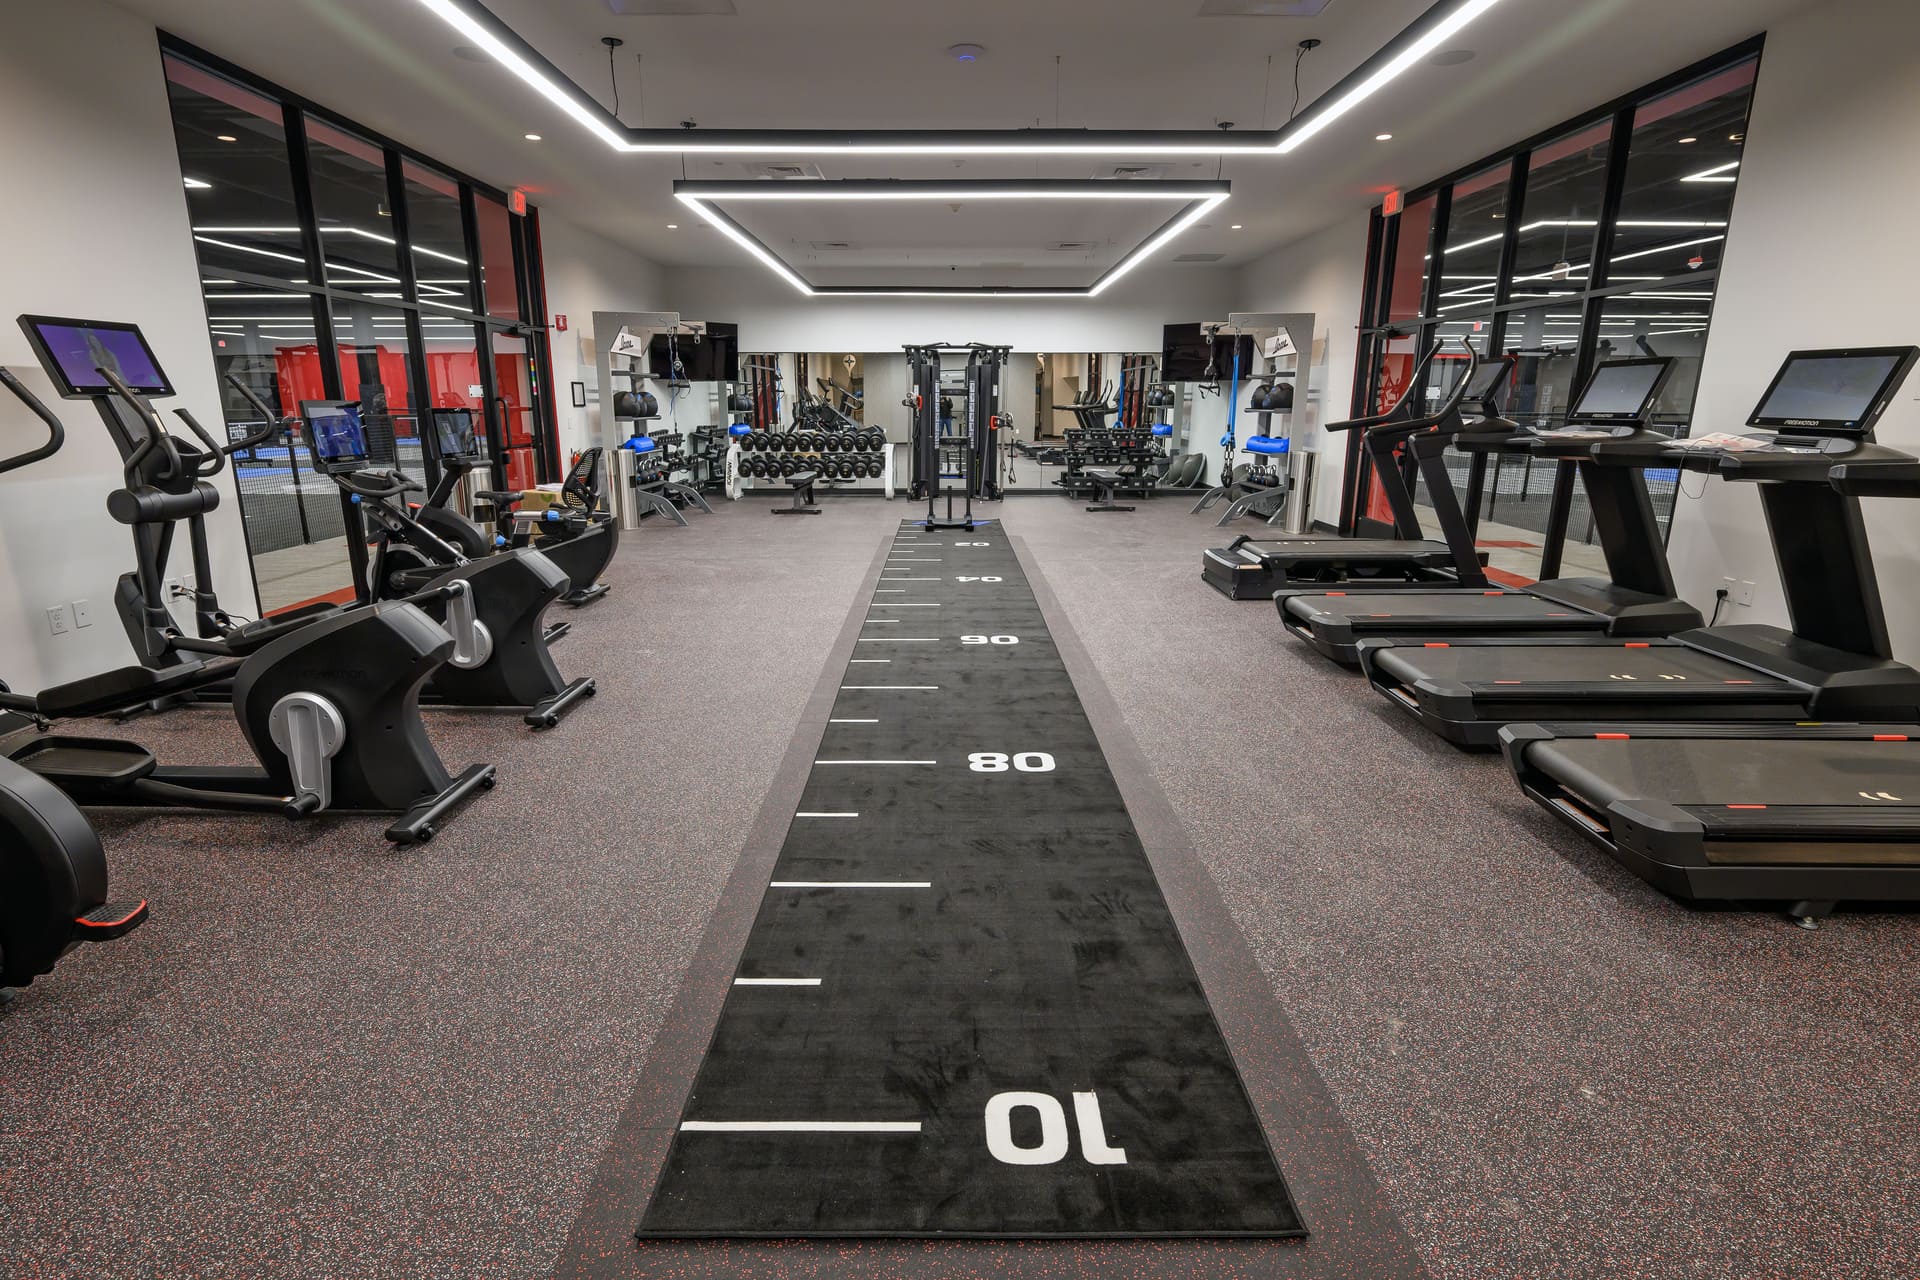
18 315 174 400
1568 359 1670 422
301 400 370 472
432 408 482 460
1748 347 1918 435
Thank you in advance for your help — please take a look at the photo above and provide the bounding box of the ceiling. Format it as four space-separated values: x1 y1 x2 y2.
116 0 1813 285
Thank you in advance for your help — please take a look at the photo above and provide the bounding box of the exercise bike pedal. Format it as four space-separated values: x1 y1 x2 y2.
74 899 150 942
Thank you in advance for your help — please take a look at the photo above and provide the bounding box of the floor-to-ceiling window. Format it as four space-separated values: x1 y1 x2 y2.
162 40 555 613
1345 44 1759 581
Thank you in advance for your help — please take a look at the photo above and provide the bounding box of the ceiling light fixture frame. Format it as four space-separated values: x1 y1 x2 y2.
412 0 1501 155
673 178 1230 297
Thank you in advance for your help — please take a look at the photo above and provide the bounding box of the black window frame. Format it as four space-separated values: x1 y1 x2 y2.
159 33 561 493
1339 36 1764 544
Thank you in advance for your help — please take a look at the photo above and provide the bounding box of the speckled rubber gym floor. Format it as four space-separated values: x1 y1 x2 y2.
2 493 1914 1280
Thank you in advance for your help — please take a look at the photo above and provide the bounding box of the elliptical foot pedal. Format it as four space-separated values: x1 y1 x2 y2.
543 620 574 645
75 900 150 942
525 677 596 729
563 583 610 607
386 762 497 845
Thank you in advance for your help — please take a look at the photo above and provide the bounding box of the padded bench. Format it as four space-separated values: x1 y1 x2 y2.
771 469 822 515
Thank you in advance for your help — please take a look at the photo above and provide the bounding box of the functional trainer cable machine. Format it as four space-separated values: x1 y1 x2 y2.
904 343 1010 528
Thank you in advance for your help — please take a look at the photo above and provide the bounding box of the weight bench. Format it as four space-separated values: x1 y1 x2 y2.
771 469 822 515
1083 467 1134 513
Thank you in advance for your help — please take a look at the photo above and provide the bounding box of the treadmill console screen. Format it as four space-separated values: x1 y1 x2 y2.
432 407 482 460
18 315 173 400
1568 358 1672 423
1464 359 1510 402
1747 346 1919 436
302 400 369 473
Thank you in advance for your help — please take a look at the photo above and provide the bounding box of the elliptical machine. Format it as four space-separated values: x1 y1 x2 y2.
300 399 596 730
0 380 148 995
409 406 617 608
8 316 496 843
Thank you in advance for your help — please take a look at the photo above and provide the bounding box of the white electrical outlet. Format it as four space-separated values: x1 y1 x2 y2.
71 599 93 628
46 605 69 636
1736 580 1756 607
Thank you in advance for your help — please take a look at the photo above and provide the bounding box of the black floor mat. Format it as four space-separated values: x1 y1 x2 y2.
636 521 1303 1238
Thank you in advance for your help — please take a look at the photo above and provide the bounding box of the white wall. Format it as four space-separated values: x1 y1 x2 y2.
1235 218 1371 528
539 214 668 457
0 0 259 693
1664 0 1920 662
663 265 1238 355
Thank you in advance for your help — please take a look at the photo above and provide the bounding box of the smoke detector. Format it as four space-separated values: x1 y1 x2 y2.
947 43 986 62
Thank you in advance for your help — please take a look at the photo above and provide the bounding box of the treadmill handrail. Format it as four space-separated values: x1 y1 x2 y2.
1830 458 1920 497
1322 341 1442 435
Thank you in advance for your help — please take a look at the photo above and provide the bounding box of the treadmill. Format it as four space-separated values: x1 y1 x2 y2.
1203 345 1510 599
1274 357 1704 666
1363 347 1920 745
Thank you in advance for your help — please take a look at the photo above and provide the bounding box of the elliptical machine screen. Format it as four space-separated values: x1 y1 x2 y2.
301 400 369 473
432 408 481 460
17 315 173 399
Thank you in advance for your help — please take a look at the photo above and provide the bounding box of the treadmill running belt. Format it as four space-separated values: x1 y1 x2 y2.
637 521 1303 1239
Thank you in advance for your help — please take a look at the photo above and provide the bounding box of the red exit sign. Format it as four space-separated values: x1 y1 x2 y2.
1382 189 1404 217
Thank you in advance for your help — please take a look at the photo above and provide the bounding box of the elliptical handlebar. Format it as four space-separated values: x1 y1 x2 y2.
220 374 294 454
164 406 229 479
0 367 67 476
337 467 425 501
96 365 184 488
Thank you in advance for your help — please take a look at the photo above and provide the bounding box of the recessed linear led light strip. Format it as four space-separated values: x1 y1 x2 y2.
675 179 1228 299
410 0 1503 156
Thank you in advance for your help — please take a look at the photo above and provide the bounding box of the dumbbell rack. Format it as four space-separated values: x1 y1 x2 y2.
1053 427 1168 498
732 429 893 495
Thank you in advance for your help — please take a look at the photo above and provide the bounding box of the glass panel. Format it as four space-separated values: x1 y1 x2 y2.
329 299 427 487
1507 120 1613 301
402 160 476 315
1384 196 1437 324
163 56 308 286
304 118 404 291
201 289 350 611
1435 160 1511 315
474 194 523 322
1609 59 1756 277
491 330 537 487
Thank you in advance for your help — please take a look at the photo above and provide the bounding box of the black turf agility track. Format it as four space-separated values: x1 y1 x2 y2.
637 521 1303 1238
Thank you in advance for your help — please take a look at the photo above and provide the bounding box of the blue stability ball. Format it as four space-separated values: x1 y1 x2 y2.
1244 435 1289 455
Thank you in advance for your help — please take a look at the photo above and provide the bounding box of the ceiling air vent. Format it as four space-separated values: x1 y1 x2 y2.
745 162 826 180
809 241 856 251
1049 242 1097 252
1197 0 1335 14
606 0 739 14
1174 252 1226 263
1102 164 1168 180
